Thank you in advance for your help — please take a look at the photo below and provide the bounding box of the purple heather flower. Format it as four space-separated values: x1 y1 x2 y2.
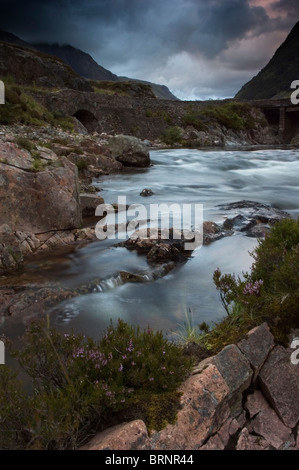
118 363 123 372
149 377 154 382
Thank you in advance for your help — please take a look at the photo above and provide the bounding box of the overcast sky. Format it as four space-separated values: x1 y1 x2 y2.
0 0 298 99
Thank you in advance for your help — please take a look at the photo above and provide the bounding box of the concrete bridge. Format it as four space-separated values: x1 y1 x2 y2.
251 98 299 143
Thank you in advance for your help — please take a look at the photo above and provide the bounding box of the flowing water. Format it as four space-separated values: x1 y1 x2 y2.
1 147 299 341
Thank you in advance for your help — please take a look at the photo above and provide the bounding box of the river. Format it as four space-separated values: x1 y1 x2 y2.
1 147 299 341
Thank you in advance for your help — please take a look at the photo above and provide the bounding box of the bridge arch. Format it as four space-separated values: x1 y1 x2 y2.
73 109 99 133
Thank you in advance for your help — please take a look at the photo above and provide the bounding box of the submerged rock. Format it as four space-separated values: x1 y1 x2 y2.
140 188 154 197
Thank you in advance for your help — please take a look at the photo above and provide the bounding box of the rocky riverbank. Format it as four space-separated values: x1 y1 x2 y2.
82 323 299 450
0 122 291 319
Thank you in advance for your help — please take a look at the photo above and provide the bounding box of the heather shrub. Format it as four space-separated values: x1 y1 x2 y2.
201 217 299 351
0 319 193 449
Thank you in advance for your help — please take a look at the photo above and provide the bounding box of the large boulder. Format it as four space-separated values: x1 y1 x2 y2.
0 153 82 233
108 135 150 168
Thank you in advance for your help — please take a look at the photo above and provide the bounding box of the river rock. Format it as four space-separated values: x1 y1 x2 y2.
140 188 154 197
0 154 81 233
203 221 225 245
80 193 104 217
108 135 150 168
219 201 289 235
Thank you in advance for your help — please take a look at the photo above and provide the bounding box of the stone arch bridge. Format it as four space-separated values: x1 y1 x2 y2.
40 90 299 143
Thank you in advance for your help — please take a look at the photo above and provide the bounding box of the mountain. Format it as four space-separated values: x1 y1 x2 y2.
119 77 178 100
0 30 37 50
0 30 178 100
34 43 119 82
35 44 178 100
235 21 299 100
0 41 91 91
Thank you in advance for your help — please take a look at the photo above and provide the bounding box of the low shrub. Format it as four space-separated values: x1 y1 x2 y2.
160 126 182 145
199 217 299 352
0 319 193 449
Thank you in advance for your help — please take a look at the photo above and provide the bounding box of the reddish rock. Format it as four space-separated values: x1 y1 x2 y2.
245 390 267 418
238 323 274 379
200 434 225 450
247 391 292 449
79 139 111 156
0 139 33 169
81 420 150 450
0 156 81 233
236 428 272 450
216 417 242 448
259 345 299 428
149 364 230 450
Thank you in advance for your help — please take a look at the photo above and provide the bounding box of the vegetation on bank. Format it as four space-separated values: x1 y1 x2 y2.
159 101 267 146
90 79 155 99
181 217 299 352
0 319 193 450
0 77 74 130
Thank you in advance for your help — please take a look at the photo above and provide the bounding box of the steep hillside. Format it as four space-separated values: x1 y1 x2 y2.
35 43 119 82
0 30 36 50
0 30 178 100
0 41 91 91
119 77 178 100
235 21 299 100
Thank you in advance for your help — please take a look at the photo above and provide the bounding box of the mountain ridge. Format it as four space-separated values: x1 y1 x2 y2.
235 21 299 100
0 30 178 100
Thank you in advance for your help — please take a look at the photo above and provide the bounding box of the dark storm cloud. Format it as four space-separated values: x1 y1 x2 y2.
0 0 296 99
0 0 273 57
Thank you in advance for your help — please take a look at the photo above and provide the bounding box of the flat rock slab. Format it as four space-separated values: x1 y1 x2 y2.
259 345 299 428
